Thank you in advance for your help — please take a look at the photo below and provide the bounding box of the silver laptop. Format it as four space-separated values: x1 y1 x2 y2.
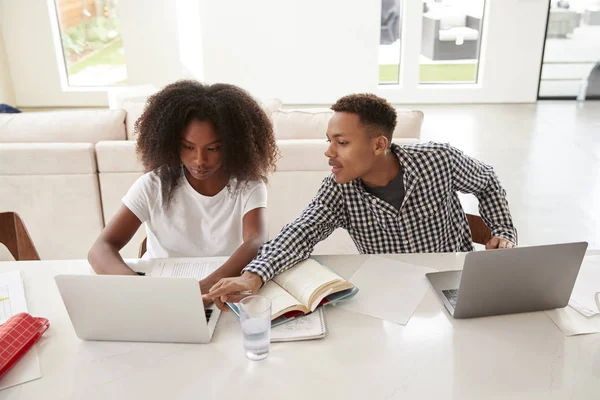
55 275 221 343
426 242 588 319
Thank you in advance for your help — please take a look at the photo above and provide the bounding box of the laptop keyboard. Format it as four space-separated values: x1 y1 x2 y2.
205 308 213 322
442 289 459 309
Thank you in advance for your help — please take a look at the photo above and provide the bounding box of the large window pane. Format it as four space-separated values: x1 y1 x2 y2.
419 0 485 84
539 1 600 99
379 0 403 84
53 0 127 87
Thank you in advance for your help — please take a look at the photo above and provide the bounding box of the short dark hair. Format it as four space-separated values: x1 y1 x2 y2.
135 80 278 207
330 93 397 141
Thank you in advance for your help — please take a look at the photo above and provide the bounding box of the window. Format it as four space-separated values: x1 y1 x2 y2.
539 0 600 99
379 0 403 84
419 0 485 84
53 0 127 87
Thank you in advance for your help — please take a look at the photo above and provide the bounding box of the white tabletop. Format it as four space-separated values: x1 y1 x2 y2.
1 253 599 400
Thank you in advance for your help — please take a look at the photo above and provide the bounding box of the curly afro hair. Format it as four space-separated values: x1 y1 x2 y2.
135 80 278 207
330 93 397 141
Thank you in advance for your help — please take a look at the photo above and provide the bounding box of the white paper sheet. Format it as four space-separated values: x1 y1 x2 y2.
568 255 600 317
271 308 327 342
0 271 43 391
149 257 228 280
0 271 27 324
545 306 600 336
337 256 438 325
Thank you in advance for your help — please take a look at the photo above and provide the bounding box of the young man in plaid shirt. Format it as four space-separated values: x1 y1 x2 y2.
204 94 517 309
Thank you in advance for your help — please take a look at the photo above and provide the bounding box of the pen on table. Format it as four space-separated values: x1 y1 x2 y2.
231 290 253 295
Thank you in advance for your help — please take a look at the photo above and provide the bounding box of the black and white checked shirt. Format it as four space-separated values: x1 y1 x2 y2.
244 142 517 283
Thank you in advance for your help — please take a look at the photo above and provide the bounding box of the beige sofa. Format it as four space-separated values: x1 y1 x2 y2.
0 110 126 259
0 102 423 260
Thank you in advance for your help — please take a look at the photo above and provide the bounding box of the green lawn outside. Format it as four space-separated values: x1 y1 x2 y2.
67 39 125 76
67 44 477 86
379 63 478 83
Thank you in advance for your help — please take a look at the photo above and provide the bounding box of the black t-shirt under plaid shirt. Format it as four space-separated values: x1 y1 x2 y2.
244 142 517 283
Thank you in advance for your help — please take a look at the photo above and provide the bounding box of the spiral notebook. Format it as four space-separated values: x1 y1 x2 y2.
270 307 327 342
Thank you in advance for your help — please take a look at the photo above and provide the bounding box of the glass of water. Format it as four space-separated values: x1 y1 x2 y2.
239 295 271 361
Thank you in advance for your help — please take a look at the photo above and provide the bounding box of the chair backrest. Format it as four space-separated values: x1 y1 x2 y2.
466 213 518 246
0 212 40 261
138 237 147 258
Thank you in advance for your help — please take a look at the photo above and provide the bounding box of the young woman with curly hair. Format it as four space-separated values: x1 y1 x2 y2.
88 80 278 295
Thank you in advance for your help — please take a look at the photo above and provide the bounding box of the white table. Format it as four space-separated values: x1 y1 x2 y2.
1 253 599 400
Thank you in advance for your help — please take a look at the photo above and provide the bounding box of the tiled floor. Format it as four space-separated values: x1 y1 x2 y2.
412 101 600 249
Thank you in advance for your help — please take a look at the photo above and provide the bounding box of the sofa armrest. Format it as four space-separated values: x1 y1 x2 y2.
0 143 97 175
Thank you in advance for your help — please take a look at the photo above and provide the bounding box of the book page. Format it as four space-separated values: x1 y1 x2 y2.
150 257 228 280
272 258 347 309
271 307 327 342
259 281 306 319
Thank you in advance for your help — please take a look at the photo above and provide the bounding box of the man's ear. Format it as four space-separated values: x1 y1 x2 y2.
373 135 390 155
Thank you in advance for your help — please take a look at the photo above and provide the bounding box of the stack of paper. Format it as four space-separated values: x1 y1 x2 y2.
568 255 600 317
337 256 438 325
545 255 600 336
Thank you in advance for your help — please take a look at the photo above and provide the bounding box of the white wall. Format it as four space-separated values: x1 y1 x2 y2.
1 0 550 106
1 0 204 107
198 0 549 104
118 0 204 88
0 30 15 106
198 0 380 104
0 0 107 107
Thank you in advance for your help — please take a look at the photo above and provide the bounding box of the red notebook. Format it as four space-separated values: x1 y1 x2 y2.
0 313 50 379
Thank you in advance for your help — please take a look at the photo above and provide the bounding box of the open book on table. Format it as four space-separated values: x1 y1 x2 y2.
228 257 358 327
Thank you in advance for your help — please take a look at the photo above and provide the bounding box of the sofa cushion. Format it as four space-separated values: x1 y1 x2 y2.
123 97 283 140
276 138 420 172
272 108 423 140
0 174 104 259
0 110 126 143
122 101 146 140
267 170 359 255
95 140 143 172
98 171 145 258
0 143 97 175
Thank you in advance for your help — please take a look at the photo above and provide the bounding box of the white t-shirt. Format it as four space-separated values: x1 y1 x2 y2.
122 172 267 259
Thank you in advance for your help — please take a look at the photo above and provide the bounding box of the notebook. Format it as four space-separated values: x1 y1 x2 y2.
270 307 327 342
228 257 358 327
